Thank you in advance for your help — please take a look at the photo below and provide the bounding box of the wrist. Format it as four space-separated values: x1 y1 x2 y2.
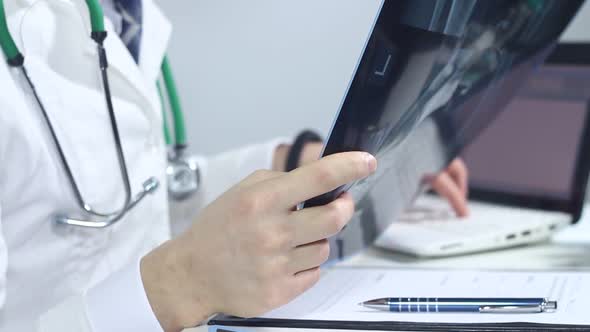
140 239 215 331
285 130 323 171
272 144 290 172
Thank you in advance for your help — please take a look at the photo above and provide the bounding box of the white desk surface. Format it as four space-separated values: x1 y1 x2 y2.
187 205 590 331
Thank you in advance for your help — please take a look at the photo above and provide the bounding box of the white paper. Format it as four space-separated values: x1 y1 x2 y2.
264 268 590 325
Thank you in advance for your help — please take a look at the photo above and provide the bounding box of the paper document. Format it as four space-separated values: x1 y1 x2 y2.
264 268 590 325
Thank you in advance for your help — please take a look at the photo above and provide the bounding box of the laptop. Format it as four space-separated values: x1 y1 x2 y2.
375 43 590 257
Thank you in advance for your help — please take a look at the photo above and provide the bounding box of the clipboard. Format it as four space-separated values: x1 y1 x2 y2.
207 266 590 332
208 316 590 331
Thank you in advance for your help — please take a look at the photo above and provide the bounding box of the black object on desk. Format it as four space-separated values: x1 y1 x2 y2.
208 316 590 331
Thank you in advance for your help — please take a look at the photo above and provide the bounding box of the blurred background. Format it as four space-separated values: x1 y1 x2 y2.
157 0 590 156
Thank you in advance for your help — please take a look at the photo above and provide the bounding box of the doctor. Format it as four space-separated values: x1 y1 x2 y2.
0 0 468 331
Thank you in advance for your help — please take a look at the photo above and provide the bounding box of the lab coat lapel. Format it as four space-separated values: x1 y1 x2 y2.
100 25 155 108
8 0 169 107
68 0 167 118
25 0 158 120
8 0 168 134
95 0 172 91
100 0 171 122
138 0 172 83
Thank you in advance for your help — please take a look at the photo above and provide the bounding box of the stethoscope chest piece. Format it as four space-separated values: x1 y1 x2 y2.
167 149 200 201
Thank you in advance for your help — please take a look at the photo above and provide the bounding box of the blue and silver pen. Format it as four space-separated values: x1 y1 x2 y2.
359 298 557 313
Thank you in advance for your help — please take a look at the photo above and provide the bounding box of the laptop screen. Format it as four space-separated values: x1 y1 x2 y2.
463 63 590 215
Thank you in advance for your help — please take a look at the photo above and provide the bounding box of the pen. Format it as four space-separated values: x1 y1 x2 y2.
359 298 557 313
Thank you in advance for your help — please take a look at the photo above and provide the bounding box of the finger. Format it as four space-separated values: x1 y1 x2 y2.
238 169 283 189
289 193 355 246
288 240 331 274
287 267 321 300
431 173 469 217
267 152 376 208
447 158 469 196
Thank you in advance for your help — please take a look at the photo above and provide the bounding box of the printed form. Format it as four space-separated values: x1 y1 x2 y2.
264 268 590 325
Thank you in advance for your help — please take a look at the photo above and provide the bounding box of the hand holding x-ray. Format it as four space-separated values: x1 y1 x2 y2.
299 142 469 217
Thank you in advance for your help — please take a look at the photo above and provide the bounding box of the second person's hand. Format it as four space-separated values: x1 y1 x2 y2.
428 158 469 217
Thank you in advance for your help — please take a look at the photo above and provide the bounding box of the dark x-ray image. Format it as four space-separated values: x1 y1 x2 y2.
305 0 585 260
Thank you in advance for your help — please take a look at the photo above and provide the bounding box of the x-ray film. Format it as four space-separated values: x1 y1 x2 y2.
305 0 585 260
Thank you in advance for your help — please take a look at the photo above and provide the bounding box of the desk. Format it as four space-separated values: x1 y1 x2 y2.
342 215 590 271
187 205 590 331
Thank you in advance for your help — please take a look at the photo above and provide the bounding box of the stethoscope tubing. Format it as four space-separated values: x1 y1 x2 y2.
0 0 195 228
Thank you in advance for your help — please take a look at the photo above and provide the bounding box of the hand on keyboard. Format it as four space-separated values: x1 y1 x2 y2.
398 206 456 222
426 158 470 217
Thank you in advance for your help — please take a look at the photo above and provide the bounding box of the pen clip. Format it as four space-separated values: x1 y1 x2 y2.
479 305 542 314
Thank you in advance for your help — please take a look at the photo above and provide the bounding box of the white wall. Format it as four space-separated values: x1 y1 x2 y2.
157 0 381 155
562 1 590 42
158 1 590 156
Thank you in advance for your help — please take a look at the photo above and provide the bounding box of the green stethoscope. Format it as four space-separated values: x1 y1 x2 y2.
0 0 200 228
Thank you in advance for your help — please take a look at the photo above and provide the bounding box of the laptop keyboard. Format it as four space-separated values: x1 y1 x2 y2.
396 205 548 236
375 196 570 255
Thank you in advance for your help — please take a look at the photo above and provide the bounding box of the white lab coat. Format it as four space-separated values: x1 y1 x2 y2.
0 0 287 330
